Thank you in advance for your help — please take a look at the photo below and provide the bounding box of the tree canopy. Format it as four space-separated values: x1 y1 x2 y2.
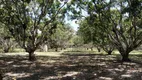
0 0 142 61
0 0 69 60
69 0 142 61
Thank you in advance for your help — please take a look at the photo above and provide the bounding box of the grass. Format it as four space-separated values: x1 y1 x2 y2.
0 48 141 59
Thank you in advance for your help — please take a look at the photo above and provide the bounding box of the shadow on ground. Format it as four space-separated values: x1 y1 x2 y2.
0 52 142 80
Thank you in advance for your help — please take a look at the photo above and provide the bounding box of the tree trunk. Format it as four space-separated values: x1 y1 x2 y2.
97 47 101 52
29 51 36 61
91 47 93 51
3 47 10 53
4 49 9 53
0 73 2 80
121 53 131 62
107 51 112 55
55 48 58 52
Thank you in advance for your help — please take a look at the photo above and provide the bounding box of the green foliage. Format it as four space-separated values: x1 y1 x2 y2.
0 23 16 53
50 23 74 48
0 0 69 60
71 35 84 47
70 0 142 60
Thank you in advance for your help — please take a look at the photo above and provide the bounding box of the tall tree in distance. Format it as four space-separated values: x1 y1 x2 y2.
78 16 114 54
0 23 16 53
48 23 74 51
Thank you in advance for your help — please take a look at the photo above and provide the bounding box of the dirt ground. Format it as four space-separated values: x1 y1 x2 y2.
0 51 142 80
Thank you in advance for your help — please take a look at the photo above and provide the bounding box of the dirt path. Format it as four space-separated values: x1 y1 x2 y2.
0 52 142 80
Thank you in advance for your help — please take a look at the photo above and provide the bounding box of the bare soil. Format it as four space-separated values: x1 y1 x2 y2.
0 52 142 80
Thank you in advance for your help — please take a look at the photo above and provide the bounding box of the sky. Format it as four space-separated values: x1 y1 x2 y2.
66 20 79 31
64 0 110 32
63 0 90 32
65 10 88 32
61 0 79 31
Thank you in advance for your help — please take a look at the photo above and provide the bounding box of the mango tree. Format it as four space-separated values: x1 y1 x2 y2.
0 0 68 61
50 23 74 51
69 0 142 61
78 16 114 54
0 22 16 53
